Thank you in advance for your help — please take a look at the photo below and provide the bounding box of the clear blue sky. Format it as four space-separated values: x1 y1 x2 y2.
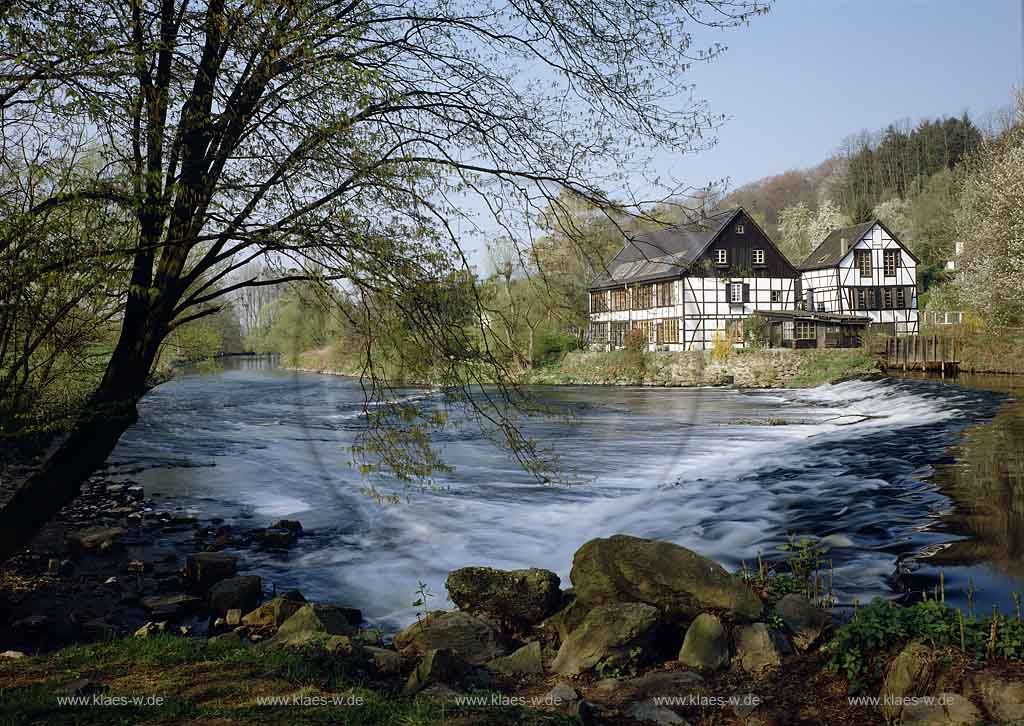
661 0 1022 191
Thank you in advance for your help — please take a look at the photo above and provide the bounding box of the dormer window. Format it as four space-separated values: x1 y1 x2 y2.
735 224 745 235
753 249 765 265
715 248 728 265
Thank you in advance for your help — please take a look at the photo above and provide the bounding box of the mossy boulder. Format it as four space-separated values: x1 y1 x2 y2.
208 575 262 615
393 611 506 666
880 641 936 723
241 591 307 628
268 604 357 647
570 535 762 623
539 597 590 645
774 594 830 651
678 613 729 671
404 648 469 694
446 566 562 625
966 672 1024 725
550 602 659 676
733 623 790 674
486 641 544 675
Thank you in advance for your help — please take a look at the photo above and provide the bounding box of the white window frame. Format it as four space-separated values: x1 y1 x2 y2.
735 224 745 235
715 248 728 265
752 248 765 265
729 283 743 304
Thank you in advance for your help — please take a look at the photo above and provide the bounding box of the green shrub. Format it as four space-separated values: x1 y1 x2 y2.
742 316 770 348
827 597 1024 691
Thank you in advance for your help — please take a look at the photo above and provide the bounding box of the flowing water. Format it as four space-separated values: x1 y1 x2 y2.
107 356 1024 631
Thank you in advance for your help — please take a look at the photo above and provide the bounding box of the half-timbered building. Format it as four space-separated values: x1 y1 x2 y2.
798 220 919 336
587 207 801 351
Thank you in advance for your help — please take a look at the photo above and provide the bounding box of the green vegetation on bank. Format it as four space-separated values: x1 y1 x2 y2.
0 635 572 726
827 596 1024 691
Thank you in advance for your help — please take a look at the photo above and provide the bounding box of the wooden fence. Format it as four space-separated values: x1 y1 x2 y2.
885 335 960 377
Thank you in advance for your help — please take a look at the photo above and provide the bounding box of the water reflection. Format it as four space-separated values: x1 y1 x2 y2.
928 375 1024 578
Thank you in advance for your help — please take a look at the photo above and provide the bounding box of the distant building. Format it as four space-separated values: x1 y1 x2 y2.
945 240 964 272
797 220 919 336
587 207 800 351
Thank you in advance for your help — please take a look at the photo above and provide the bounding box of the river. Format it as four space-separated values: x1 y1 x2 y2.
106 356 1024 631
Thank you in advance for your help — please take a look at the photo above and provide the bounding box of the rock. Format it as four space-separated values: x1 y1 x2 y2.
210 630 245 645
550 602 660 676
270 519 303 533
733 623 788 674
269 604 358 646
570 535 762 623
446 566 562 625
241 591 307 628
393 611 506 666
614 670 705 701
83 619 119 641
881 641 937 723
540 597 590 645
405 648 468 694
415 683 463 703
486 641 544 675
324 635 353 655
134 621 187 638
365 646 405 675
629 699 688 724
259 528 296 548
65 678 101 696
547 682 579 705
901 693 983 726
226 609 242 627
967 672 1024 725
208 575 262 615
66 526 127 553
1 650 27 659
678 613 729 671
141 593 201 618
774 594 830 651
184 552 238 591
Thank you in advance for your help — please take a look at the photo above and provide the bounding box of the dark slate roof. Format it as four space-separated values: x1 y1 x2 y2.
798 221 877 271
590 208 740 289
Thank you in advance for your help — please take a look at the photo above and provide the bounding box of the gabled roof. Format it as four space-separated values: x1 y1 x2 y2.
798 219 920 271
590 208 742 289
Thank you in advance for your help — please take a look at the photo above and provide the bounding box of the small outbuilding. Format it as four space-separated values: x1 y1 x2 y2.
754 310 872 349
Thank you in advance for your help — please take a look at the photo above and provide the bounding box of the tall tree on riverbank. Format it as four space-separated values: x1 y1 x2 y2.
0 0 770 562
954 97 1024 326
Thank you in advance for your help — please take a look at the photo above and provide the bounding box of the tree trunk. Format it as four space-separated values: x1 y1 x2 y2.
0 316 163 564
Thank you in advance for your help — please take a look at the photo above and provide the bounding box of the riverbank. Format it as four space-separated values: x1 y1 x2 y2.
5 534 1024 726
285 346 884 389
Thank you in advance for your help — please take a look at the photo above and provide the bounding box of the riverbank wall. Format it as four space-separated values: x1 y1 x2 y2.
287 347 883 389
524 348 883 388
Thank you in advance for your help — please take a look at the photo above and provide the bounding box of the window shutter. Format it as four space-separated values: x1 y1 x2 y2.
794 280 802 309
742 283 750 303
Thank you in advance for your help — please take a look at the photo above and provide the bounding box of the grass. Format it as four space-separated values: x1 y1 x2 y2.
783 350 881 388
0 636 576 726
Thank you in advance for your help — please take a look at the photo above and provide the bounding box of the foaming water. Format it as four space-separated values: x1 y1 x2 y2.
109 358 1008 630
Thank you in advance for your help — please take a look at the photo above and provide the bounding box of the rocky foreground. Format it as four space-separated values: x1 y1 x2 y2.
6 520 1024 725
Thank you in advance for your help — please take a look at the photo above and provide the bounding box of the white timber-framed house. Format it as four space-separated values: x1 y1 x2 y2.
798 219 919 336
587 207 801 351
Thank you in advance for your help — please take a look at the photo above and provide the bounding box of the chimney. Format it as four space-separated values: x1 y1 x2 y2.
840 237 848 256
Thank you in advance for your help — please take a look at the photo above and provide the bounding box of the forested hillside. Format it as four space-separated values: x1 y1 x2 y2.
722 114 983 288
